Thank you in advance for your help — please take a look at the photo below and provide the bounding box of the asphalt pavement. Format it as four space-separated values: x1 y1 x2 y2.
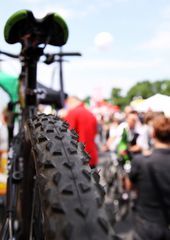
114 210 134 240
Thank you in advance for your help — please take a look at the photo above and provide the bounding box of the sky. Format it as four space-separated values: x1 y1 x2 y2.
1 0 170 109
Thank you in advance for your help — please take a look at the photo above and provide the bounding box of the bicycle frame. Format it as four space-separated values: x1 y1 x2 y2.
0 36 46 240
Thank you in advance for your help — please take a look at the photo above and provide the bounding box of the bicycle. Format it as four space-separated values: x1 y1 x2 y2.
0 9 119 240
101 151 132 224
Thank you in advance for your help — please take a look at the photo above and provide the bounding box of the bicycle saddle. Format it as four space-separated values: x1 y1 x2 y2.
4 9 69 46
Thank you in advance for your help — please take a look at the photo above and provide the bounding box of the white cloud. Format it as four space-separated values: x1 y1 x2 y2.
139 31 170 49
94 32 114 51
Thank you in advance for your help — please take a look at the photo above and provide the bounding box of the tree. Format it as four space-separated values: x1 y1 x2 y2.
111 87 128 108
126 81 152 102
126 80 170 102
83 96 91 106
162 81 170 95
151 80 170 95
110 80 170 108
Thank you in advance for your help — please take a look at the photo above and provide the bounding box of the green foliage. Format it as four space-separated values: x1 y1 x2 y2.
83 96 91 105
126 81 152 101
111 87 128 108
151 80 170 95
110 80 170 108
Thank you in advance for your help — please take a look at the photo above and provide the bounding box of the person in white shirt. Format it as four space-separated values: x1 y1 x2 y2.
107 111 149 154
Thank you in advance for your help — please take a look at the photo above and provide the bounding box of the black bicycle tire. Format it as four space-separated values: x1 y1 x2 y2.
26 113 117 240
0 134 24 239
101 154 131 224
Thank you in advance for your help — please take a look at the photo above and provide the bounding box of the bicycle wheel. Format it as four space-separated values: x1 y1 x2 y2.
102 155 130 224
0 134 25 240
26 113 117 240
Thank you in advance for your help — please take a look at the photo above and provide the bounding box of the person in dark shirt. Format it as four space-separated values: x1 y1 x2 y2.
129 114 170 240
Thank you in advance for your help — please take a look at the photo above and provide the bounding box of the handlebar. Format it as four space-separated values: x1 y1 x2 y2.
43 52 82 64
48 52 81 57
0 50 19 59
0 49 82 64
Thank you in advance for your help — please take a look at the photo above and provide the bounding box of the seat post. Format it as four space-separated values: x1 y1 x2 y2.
22 47 43 107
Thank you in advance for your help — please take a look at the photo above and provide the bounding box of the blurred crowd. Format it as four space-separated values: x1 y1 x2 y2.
96 105 164 159
0 96 170 240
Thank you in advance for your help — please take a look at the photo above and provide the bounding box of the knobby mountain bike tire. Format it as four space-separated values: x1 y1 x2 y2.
103 159 131 224
26 113 117 240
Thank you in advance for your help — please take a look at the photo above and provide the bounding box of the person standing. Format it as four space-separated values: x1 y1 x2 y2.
129 114 170 240
64 96 98 168
105 111 146 155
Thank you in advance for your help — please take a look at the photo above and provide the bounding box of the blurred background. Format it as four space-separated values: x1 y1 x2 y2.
0 0 170 113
